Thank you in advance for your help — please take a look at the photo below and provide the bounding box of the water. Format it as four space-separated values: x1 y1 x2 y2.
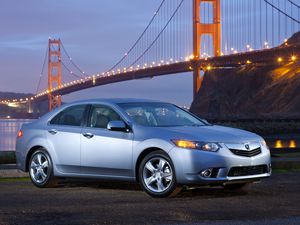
0 119 35 151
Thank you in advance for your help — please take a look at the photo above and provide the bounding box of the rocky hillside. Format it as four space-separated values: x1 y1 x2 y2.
190 53 300 120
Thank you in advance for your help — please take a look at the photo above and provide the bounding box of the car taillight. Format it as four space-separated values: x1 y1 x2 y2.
17 130 23 138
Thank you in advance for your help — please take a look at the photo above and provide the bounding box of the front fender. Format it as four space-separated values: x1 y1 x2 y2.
132 138 174 176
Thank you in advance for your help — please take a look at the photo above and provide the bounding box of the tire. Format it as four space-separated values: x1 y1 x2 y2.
138 150 181 198
223 183 247 190
29 149 57 188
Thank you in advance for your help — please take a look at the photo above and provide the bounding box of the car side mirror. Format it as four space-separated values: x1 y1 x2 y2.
107 121 128 132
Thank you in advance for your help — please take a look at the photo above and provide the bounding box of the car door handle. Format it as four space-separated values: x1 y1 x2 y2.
83 133 94 139
48 129 58 135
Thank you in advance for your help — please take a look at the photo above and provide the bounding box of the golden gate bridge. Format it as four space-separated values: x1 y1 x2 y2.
1 0 300 112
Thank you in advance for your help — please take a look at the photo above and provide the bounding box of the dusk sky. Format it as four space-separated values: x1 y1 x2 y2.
0 0 298 106
0 0 193 106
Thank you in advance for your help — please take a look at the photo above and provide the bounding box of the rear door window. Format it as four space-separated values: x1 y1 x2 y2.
50 105 86 127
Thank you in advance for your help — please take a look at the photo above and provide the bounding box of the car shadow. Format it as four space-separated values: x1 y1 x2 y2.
176 186 249 199
56 179 249 198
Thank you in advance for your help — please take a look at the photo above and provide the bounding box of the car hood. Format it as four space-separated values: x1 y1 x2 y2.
155 125 262 143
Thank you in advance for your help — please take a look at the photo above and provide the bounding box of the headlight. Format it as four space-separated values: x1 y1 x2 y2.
172 140 221 152
261 139 270 150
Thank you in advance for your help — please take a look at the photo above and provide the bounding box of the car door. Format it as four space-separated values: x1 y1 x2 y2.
46 104 87 174
81 104 133 177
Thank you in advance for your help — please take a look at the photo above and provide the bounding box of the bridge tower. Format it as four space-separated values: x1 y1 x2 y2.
48 39 62 111
193 0 221 98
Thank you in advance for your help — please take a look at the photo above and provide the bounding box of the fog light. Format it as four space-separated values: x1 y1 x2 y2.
201 169 213 178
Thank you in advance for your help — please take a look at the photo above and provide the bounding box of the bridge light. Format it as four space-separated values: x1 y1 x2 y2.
291 56 296 61
275 140 283 148
277 57 283 63
246 60 251 64
289 140 296 148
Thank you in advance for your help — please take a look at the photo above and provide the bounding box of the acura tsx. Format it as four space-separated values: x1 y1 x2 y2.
16 99 271 197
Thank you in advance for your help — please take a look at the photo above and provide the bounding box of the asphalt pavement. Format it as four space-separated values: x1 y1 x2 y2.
0 171 299 225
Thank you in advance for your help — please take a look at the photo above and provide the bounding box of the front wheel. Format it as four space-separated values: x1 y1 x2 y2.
139 151 181 198
29 149 57 188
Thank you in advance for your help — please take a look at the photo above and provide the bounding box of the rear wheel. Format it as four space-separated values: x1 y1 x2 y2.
29 149 57 188
139 151 181 198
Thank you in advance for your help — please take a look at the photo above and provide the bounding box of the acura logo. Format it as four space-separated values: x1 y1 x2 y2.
245 144 250 150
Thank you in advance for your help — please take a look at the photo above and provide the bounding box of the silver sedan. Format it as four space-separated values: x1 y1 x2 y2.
16 99 271 197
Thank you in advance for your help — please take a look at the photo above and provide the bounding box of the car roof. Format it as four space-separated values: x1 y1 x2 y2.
67 98 165 105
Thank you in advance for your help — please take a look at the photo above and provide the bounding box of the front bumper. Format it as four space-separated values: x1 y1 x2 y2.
169 143 271 185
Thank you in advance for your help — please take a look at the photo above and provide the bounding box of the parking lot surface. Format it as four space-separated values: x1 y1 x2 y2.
0 172 299 225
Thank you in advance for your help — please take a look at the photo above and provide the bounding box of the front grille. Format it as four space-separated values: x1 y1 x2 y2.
228 165 268 177
229 147 262 157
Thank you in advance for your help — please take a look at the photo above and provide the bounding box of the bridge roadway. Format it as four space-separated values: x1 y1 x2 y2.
33 43 300 102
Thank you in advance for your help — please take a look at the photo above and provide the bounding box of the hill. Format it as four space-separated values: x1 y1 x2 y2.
190 31 300 120
190 62 300 119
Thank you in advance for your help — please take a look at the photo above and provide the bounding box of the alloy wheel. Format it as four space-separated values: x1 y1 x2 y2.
30 152 50 184
142 157 173 193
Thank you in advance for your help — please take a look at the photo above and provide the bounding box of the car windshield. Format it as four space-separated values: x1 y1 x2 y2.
118 102 207 127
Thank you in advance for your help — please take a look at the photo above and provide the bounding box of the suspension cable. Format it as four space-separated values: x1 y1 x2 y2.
61 61 85 79
129 0 185 68
288 0 300 9
35 46 48 94
106 0 166 72
264 0 300 24
60 41 87 75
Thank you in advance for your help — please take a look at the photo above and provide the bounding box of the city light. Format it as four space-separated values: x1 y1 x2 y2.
277 57 283 63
